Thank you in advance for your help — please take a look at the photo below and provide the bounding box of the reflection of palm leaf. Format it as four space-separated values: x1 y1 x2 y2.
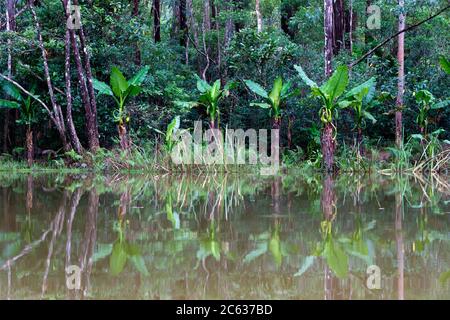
323 239 348 278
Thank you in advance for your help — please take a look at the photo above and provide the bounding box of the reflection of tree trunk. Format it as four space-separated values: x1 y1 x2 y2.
321 174 335 220
2 188 15 232
322 174 336 300
321 123 335 172
80 189 99 298
395 192 404 300
65 188 82 299
42 193 67 298
287 115 294 149
26 175 33 215
271 176 281 216
118 189 131 220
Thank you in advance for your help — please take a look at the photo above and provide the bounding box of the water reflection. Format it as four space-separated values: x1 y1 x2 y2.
0 173 449 299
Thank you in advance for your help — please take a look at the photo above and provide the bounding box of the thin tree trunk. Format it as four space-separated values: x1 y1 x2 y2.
26 125 33 167
64 29 83 154
179 0 188 48
30 1 71 152
69 0 100 151
324 0 333 76
153 0 161 42
203 0 211 31
133 0 141 65
322 123 335 172
395 0 406 148
62 0 97 152
118 123 131 151
255 0 263 33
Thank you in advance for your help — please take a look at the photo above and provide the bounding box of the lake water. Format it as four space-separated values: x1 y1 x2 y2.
0 173 449 299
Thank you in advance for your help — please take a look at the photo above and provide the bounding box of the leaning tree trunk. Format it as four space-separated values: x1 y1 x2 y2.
30 1 71 152
321 123 335 172
395 0 406 148
26 125 33 167
64 29 83 154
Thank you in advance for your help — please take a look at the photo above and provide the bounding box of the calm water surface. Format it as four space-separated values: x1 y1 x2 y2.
0 173 449 299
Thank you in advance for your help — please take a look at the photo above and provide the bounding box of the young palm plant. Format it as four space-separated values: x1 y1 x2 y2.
244 77 299 129
0 82 37 166
93 66 149 151
295 64 358 171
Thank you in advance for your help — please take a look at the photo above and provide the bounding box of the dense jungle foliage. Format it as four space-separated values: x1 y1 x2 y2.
0 0 449 173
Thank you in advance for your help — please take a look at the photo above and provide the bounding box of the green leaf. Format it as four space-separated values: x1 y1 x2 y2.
338 100 353 109
2 82 22 101
323 239 348 278
243 242 268 263
294 256 315 277
109 241 127 276
92 243 113 262
196 75 211 93
210 240 221 261
439 56 450 74
250 102 271 109
92 79 114 96
269 77 283 109
210 80 221 101
0 99 20 109
294 65 318 88
345 77 376 100
439 270 450 285
245 80 268 99
110 66 129 97
321 65 349 101
129 255 149 276
363 111 377 124
128 66 149 86
431 100 450 110
411 134 424 140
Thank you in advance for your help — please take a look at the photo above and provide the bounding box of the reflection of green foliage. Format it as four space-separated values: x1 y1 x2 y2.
197 220 221 261
95 220 148 276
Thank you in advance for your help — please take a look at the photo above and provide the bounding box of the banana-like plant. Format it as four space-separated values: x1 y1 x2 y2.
93 66 149 151
414 90 449 136
192 75 233 130
343 77 377 152
0 82 37 166
245 77 299 129
295 64 370 171
439 56 450 75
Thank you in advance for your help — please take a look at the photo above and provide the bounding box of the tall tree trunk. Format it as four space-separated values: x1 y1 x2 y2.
395 0 406 148
323 0 335 172
72 0 100 151
203 0 211 32
324 0 333 76
30 1 71 152
153 0 161 42
210 0 217 30
255 0 263 33
62 0 96 152
26 125 33 167
64 30 83 154
3 0 16 154
224 0 234 47
179 0 188 47
333 0 345 54
133 0 141 65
